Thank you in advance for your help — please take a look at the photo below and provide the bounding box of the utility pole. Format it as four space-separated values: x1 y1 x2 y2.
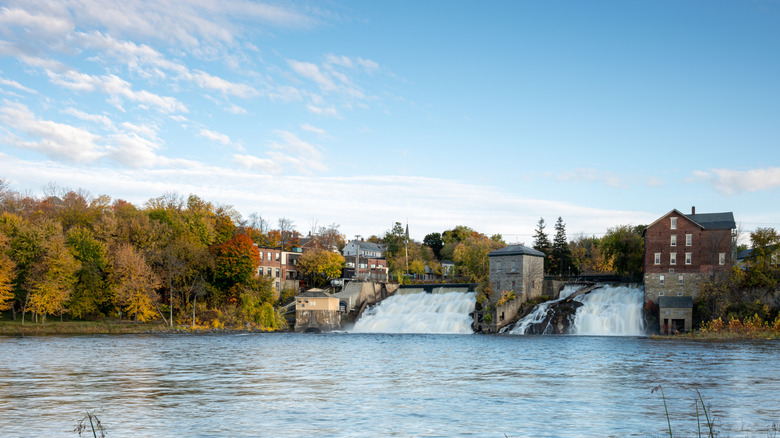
355 235 361 281
405 222 409 277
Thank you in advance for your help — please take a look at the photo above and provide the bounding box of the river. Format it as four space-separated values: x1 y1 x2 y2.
0 333 778 437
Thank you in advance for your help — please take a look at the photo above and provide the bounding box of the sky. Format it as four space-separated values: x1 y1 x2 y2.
0 0 779 243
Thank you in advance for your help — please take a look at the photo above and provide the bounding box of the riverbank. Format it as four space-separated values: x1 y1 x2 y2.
0 319 286 336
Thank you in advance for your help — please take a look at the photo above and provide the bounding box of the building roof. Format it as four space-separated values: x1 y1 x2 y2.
297 289 332 298
488 244 545 258
658 296 693 308
644 209 736 233
687 212 736 230
353 240 386 252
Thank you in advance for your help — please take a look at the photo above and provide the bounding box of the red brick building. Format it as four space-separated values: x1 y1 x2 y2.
255 245 301 295
643 207 735 302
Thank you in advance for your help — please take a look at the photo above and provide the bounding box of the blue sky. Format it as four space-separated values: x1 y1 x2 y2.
0 0 778 243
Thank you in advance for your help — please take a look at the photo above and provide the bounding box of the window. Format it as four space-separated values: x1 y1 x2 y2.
371 264 376 269
670 234 677 247
670 252 677 265
678 275 684 285
670 217 677 230
267 268 272 276
659 275 665 286
719 253 726 266
495 280 501 290
346 262 355 268
669 268 675 273
497 260 502 273
685 234 692 246
267 252 271 261
685 252 692 265
275 268 280 278
512 280 516 290
512 260 517 272
654 253 661 265
275 253 280 261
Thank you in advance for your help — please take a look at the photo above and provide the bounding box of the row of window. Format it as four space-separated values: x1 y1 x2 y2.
654 252 726 266
658 274 685 286
669 234 693 247
345 262 384 269
495 260 518 273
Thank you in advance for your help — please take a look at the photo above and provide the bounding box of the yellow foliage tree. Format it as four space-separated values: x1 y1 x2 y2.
28 233 80 322
0 232 16 312
112 244 160 322
298 248 345 286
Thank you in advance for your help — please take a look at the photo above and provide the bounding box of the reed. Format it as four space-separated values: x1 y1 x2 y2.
652 385 715 438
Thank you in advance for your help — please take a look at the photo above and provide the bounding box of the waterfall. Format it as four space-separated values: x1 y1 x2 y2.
505 284 645 336
570 285 645 336
350 292 476 334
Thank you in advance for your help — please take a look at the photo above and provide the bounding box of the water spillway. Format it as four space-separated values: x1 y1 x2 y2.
350 292 476 334
505 284 645 336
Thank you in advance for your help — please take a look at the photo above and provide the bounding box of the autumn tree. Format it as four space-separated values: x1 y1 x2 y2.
453 232 505 282
28 231 80 323
0 231 16 313
440 225 475 261
599 225 644 278
298 248 345 287
112 243 160 323
210 233 260 304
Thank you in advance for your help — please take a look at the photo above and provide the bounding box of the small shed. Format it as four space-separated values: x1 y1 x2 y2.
294 289 341 332
658 296 693 334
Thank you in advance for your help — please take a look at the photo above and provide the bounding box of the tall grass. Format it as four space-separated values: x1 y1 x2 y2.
653 385 715 438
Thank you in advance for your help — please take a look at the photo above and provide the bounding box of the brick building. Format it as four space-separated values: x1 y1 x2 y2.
255 245 302 295
643 207 736 304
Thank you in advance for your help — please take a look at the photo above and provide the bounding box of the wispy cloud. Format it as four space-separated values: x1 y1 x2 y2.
694 167 780 195
63 108 116 131
0 101 105 162
0 76 37 94
557 168 625 189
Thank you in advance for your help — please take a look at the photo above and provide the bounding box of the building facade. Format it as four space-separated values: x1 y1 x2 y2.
343 240 386 258
643 207 736 303
255 245 302 294
478 245 545 333
294 289 341 332
342 255 389 281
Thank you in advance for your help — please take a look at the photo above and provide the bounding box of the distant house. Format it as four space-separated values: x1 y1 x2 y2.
736 246 779 268
343 255 388 281
643 207 736 305
441 260 455 277
343 240 386 258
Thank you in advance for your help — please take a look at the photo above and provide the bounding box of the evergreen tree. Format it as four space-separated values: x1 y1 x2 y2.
551 217 573 277
532 218 552 274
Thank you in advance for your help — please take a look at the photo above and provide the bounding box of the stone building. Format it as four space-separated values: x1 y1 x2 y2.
294 289 341 332
477 244 545 333
658 296 693 334
643 207 736 304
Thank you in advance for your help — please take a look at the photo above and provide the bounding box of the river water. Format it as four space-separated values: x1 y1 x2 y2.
1 333 778 437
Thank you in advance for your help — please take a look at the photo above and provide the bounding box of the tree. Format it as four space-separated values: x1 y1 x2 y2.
0 231 16 312
277 217 298 251
28 232 80 323
600 225 644 278
298 248 345 287
532 218 552 273
66 227 112 318
551 217 573 277
383 222 407 258
453 233 504 282
440 225 475 261
111 243 160 323
423 232 444 260
210 234 261 290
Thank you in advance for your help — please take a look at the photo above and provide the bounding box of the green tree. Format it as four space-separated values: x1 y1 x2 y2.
383 222 407 258
440 225 474 261
66 227 112 318
423 232 444 260
599 225 644 278
551 217 573 277
532 218 552 273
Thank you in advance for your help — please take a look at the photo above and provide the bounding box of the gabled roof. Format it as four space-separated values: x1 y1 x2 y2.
352 240 386 252
644 209 735 234
488 244 545 258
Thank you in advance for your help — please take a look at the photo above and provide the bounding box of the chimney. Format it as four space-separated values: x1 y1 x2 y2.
692 206 696 215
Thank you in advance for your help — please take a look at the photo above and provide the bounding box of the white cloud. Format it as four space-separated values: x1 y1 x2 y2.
0 101 105 162
267 130 327 174
300 123 327 135
63 107 116 131
0 76 37 94
288 60 337 91
694 167 780 195
233 154 281 174
0 7 74 40
105 132 160 168
198 128 233 147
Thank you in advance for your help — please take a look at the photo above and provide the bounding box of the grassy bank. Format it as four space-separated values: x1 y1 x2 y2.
0 318 170 335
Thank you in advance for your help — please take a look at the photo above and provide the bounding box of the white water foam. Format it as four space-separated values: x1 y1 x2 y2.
350 292 476 334
571 285 645 336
